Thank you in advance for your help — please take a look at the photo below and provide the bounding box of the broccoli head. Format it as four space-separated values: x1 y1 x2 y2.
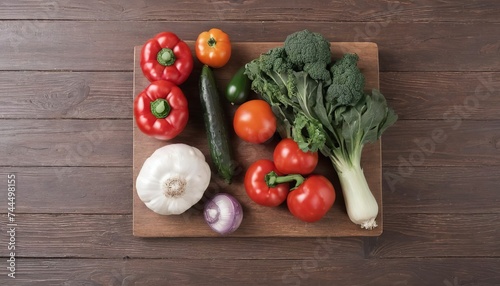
283 30 332 82
284 30 331 67
326 53 365 106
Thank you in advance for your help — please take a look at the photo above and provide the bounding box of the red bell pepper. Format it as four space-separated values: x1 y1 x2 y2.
134 80 189 140
244 159 336 222
244 159 289 207
140 32 194 85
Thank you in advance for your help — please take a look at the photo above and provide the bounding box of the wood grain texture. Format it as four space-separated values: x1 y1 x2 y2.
1 214 495 259
0 71 133 119
0 214 363 259
0 0 498 284
383 166 500 214
382 120 500 167
2 119 497 168
0 0 498 22
381 72 500 120
133 42 382 237
1 71 497 120
3 258 499 286
0 21 498 72
0 167 132 214
0 166 496 215
367 213 500 258
0 119 132 167
0 165 492 218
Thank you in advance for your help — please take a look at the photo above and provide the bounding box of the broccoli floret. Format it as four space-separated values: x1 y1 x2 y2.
257 47 284 72
284 30 332 82
326 53 365 106
304 62 331 83
246 47 292 96
254 47 292 75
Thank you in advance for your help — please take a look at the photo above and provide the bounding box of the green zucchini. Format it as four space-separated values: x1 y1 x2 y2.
199 65 234 183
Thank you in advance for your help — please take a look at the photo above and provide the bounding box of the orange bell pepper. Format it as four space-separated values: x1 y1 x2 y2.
195 28 231 68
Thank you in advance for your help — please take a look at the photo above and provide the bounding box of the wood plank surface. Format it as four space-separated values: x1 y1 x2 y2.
133 42 382 237
2 258 498 286
0 166 497 215
0 0 498 284
1 213 497 259
2 119 498 167
0 119 132 167
0 0 498 23
0 214 363 259
368 213 500 258
0 71 497 120
382 166 500 214
382 72 500 120
0 167 132 214
0 21 498 72
0 71 133 119
382 120 500 166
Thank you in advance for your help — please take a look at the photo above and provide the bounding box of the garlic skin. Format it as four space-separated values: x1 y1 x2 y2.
136 144 211 215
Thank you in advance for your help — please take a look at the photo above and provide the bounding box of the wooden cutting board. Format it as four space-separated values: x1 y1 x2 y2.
132 41 382 237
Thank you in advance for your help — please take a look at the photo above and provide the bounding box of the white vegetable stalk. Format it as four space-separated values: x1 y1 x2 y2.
335 161 378 230
136 144 211 215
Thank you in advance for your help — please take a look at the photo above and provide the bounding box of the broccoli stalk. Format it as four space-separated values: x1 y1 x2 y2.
245 30 397 229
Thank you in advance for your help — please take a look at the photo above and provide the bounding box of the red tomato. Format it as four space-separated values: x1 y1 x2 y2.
244 159 289 207
273 138 318 175
287 175 335 222
233 100 276 143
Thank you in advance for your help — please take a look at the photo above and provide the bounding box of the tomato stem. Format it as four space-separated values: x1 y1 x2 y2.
208 37 217 47
265 171 304 189
150 98 171 119
157 48 176 66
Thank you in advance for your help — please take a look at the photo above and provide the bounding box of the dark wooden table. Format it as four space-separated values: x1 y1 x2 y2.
0 1 499 285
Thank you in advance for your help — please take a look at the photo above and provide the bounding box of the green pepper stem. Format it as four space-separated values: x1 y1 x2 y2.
157 48 176 66
265 171 304 189
208 37 217 47
150 99 171 119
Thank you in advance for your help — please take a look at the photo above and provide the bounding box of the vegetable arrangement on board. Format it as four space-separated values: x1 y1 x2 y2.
244 140 335 223
134 29 242 235
135 32 193 141
244 30 397 229
133 28 397 236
